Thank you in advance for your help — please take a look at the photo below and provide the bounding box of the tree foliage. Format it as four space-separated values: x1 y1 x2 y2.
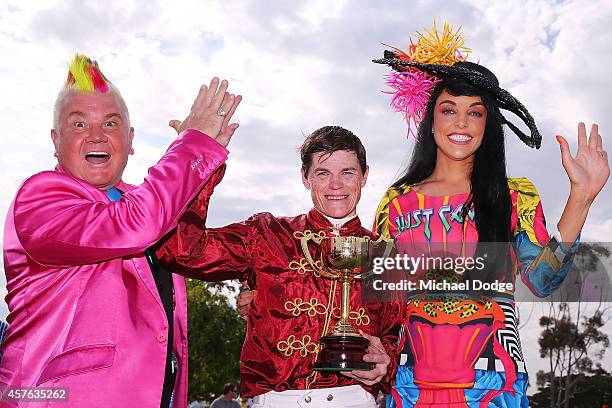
535 243 612 407
531 371 612 407
186 279 245 401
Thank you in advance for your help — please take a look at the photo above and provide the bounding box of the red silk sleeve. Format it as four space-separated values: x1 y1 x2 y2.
156 164 256 282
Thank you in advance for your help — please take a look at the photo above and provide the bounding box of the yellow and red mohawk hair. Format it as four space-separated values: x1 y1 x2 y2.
64 53 111 93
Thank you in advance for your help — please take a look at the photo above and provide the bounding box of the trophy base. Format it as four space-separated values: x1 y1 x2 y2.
313 334 373 372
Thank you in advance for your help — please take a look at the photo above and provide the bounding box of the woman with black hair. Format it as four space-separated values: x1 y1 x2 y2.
372 24 609 407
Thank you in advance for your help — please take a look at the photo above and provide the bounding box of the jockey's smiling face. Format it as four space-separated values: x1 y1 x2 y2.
302 150 368 219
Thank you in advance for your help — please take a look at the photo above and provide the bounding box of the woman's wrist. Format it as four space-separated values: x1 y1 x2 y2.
568 186 595 209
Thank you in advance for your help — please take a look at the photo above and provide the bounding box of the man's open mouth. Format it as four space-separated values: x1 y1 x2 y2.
85 152 111 164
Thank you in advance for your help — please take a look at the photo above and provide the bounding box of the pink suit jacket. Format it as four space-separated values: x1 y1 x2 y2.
0 129 228 407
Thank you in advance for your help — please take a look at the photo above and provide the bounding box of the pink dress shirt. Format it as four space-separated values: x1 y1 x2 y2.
1 129 228 407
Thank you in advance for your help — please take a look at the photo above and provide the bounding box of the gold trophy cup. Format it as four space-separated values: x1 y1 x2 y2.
297 232 392 371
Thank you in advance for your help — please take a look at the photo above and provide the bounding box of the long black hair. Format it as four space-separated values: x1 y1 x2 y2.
393 78 512 243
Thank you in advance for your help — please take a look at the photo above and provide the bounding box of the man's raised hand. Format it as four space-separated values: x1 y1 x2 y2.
169 77 242 147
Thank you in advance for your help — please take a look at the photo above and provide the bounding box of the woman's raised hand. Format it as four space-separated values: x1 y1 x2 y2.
557 122 609 203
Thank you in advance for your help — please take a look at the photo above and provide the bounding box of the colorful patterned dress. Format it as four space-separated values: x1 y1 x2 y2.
373 178 579 407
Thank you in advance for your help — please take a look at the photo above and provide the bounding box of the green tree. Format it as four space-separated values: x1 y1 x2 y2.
187 279 245 401
531 370 612 407
535 243 612 407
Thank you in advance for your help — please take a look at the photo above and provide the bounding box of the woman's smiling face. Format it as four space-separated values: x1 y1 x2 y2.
432 89 487 162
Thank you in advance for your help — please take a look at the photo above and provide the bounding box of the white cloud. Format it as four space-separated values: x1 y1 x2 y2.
582 217 612 242
1 0 611 396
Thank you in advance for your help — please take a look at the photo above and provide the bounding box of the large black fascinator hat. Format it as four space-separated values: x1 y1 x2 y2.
373 22 541 148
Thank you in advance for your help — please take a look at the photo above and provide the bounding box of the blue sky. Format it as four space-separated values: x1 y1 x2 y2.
1 0 611 393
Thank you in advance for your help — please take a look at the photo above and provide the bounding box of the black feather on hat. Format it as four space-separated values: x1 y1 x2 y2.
373 28 542 149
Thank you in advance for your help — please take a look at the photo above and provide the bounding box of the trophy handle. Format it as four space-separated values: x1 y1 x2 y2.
354 235 395 280
371 234 394 259
295 230 335 278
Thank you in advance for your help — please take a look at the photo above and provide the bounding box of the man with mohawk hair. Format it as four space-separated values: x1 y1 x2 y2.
0 54 242 407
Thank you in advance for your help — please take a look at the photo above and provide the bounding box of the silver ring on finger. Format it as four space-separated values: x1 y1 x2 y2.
217 107 227 117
